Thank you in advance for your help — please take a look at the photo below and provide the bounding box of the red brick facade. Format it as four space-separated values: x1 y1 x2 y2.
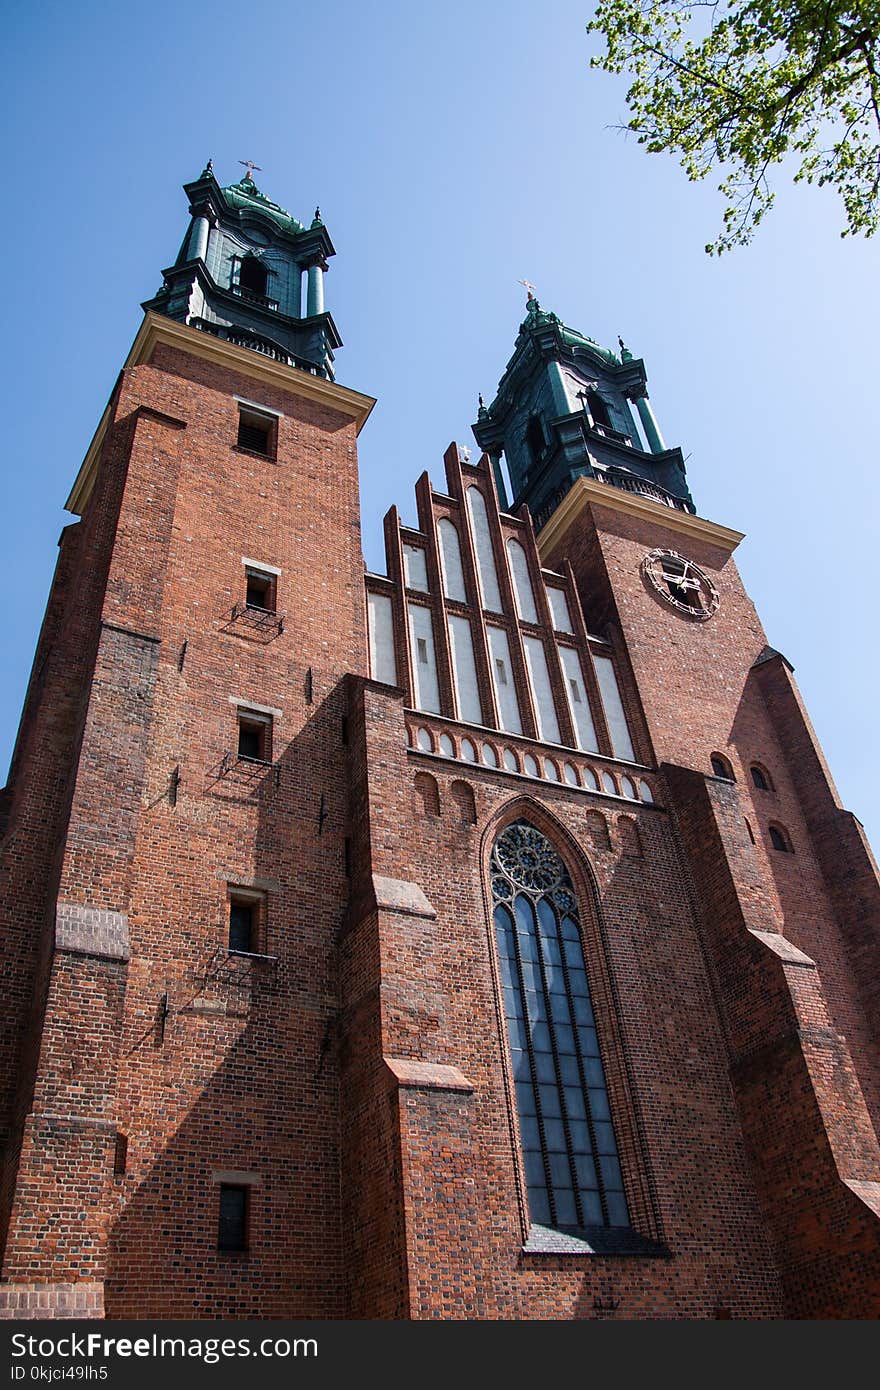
1 314 879 1318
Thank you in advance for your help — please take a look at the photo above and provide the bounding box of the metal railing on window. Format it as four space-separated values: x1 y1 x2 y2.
189 318 322 375
231 284 280 311
217 751 280 788
221 602 285 641
591 466 689 511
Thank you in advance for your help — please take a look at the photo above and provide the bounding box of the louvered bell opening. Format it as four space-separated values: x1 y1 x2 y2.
237 417 271 454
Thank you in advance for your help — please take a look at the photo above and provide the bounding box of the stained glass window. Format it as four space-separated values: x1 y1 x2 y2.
491 820 629 1232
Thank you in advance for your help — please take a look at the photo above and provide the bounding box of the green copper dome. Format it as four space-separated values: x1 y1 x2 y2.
473 296 693 527
516 297 620 366
144 162 341 380
221 174 305 234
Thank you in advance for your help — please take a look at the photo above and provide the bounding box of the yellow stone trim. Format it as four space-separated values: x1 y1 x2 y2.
536 476 744 561
66 411 111 516
65 312 376 515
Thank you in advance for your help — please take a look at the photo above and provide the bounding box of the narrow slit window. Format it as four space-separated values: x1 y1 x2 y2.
218 1185 248 1251
496 658 508 686
113 1132 128 1177
417 637 428 664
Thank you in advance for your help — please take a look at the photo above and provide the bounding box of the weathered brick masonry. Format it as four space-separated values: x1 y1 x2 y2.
2 317 372 1317
2 170 879 1317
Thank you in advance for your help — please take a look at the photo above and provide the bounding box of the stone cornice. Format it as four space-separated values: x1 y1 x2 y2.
65 312 375 515
536 476 744 560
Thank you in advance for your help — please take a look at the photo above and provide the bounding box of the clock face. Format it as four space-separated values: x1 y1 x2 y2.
641 548 719 620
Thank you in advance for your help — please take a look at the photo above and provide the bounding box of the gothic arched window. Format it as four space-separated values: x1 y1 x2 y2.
711 753 736 781
491 820 629 1232
768 823 793 853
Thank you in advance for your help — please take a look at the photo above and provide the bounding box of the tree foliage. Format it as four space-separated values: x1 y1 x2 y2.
588 1 880 251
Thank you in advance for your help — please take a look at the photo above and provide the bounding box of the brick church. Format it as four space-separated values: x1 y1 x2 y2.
2 163 879 1320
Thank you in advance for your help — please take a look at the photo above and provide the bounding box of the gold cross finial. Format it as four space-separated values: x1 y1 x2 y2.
239 159 262 181
518 278 538 300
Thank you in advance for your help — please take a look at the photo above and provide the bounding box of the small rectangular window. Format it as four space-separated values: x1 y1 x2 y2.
417 637 428 665
237 710 272 763
496 657 508 686
245 568 276 613
237 406 276 457
569 677 582 704
227 888 265 954
218 1185 248 1251
229 898 255 952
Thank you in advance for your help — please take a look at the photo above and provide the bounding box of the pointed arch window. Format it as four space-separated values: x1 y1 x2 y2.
491 820 629 1233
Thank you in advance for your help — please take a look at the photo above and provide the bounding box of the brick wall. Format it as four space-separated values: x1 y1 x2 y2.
3 321 878 1318
2 328 367 1316
542 489 880 1314
339 676 785 1317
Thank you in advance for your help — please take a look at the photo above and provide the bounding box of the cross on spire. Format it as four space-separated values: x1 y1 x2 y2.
239 159 262 181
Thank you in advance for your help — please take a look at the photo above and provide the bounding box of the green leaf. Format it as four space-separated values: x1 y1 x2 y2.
588 0 880 251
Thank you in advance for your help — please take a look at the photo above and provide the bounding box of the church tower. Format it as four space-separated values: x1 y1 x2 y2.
144 159 341 378
472 292 692 526
2 177 880 1321
0 165 373 1318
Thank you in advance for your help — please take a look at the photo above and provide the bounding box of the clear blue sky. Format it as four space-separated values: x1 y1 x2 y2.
2 0 878 847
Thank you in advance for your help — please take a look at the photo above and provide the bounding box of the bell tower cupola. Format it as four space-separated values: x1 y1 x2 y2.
143 160 341 379
473 295 694 527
